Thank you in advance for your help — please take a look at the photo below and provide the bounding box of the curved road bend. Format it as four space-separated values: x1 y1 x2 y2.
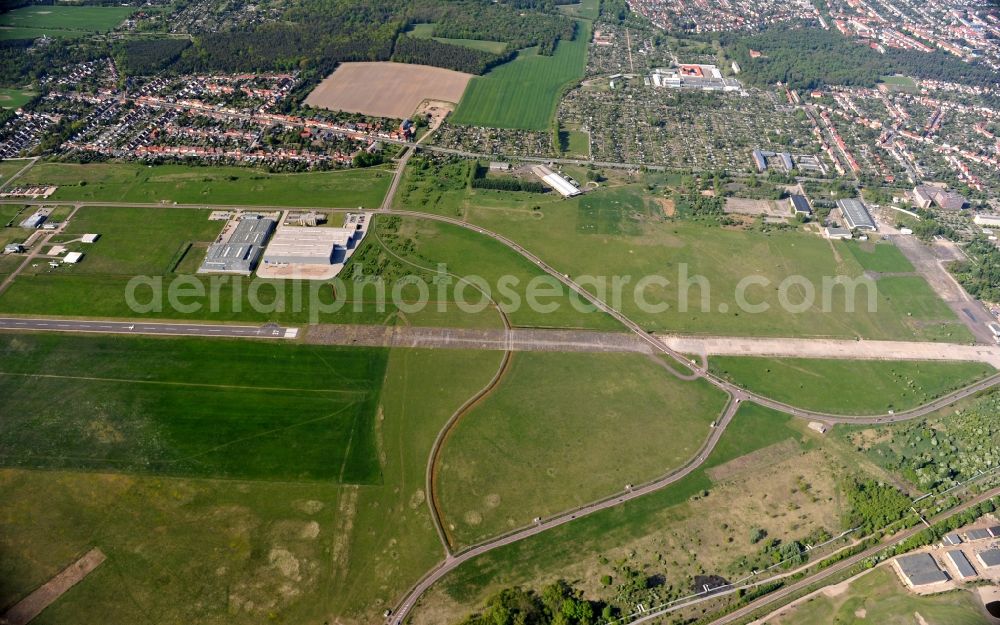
380 209 1000 624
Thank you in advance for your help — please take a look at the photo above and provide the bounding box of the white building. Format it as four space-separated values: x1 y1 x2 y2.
262 226 359 266
532 165 580 198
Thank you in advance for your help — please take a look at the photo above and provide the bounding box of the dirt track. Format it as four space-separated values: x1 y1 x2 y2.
1 548 106 625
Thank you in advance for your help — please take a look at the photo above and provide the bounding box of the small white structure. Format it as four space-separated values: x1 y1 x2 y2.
974 215 1000 227
81 233 100 243
532 165 580 198
63 252 83 264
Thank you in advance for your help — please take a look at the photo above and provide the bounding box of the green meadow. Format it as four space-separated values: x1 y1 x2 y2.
15 161 392 207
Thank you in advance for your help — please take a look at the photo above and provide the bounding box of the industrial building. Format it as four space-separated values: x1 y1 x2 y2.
945 550 977 579
751 149 796 173
912 184 967 211
3 243 24 254
943 533 963 546
977 548 1000 569
63 252 83 264
198 216 276 275
967 528 993 541
649 64 742 92
789 194 812 216
894 553 949 588
532 165 580 198
262 226 359 266
837 198 877 231
824 226 853 240
19 210 47 229
81 233 100 243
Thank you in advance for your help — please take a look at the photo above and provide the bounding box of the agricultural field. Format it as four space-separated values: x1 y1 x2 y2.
13 162 392 207
0 6 133 40
0 333 386 481
407 23 508 54
451 19 591 130
304 62 472 118
0 339 506 625
412 404 863 625
452 182 973 342
436 351 727 546
709 357 995 415
0 88 37 110
766 566 986 625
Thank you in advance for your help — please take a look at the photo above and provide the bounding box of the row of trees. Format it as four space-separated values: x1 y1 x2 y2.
458 580 610 625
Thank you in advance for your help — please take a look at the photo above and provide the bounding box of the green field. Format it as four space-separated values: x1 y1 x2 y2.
451 19 590 130
0 6 133 40
407 23 508 54
0 333 386 481
0 88 37 109
58 206 220 274
710 356 995 415
437 351 727 546
419 403 818 621
769 566 985 625
447 182 972 342
557 0 600 19
14 162 392 207
0 210 622 331
558 127 590 157
843 240 915 273
0 342 507 625
879 75 919 93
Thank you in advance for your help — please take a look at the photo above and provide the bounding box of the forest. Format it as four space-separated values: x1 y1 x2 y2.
408 1 576 54
114 38 191 75
723 27 1000 91
392 35 513 74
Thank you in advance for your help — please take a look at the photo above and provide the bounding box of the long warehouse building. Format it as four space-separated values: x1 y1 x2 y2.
837 198 877 231
262 226 358 266
532 165 580 198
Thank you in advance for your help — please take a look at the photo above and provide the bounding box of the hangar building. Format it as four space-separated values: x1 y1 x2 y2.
837 198 877 231
262 226 360 266
199 216 276 275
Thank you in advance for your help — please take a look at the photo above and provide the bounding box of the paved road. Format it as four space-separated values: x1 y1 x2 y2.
0 317 296 339
388 393 747 625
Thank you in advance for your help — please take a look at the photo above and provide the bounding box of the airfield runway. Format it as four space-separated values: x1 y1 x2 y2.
0 317 297 339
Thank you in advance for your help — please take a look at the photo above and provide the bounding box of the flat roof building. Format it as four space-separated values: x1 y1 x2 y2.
81 233 100 243
532 165 580 198
943 533 963 546
977 548 1000 568
966 528 992 541
63 251 83 264
987 526 1000 538
789 195 812 215
19 211 46 229
199 216 276 275
262 226 357 266
974 215 1000 228
824 226 852 240
837 198 877 231
894 553 949 587
945 550 977 579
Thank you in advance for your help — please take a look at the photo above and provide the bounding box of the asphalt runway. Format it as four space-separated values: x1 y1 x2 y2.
0 317 297 339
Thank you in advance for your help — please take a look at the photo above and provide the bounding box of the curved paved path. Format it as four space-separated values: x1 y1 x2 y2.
380 208 1000 624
